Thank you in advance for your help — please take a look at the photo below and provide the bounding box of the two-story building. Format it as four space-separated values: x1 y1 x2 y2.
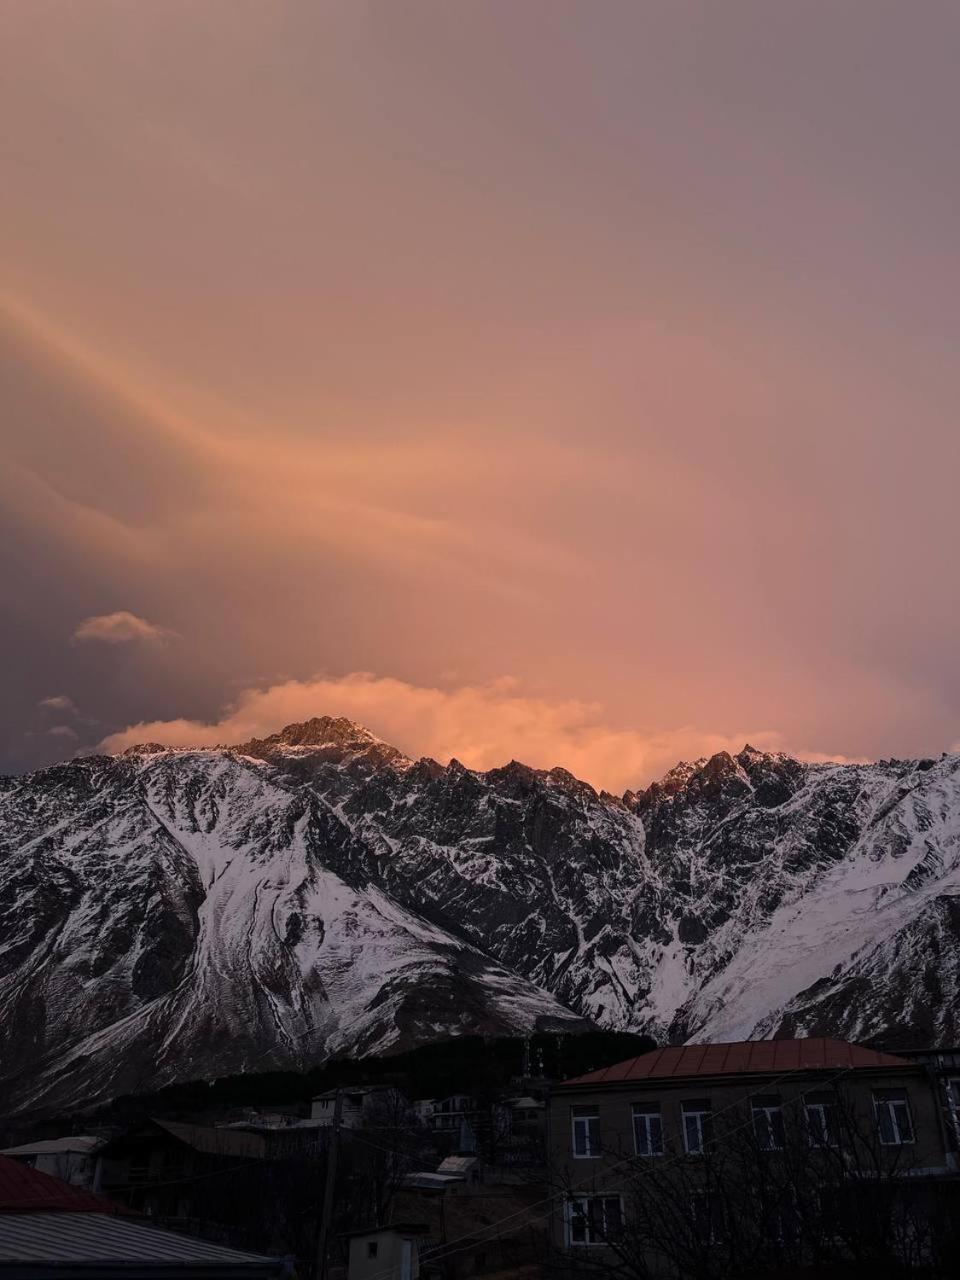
311 1087 409 1130
548 1037 956 1273
413 1096 481 1154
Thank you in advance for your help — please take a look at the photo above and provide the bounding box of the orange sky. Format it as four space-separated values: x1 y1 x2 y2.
2 2 959 787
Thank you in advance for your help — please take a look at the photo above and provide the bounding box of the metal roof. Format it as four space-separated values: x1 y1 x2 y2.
402 1173 465 1189
560 1038 913 1087
149 1121 267 1161
436 1157 476 1174
0 1138 102 1158
0 1157 124 1215
0 1212 280 1272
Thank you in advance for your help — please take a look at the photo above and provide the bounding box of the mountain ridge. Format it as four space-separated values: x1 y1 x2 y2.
2 718 958 1114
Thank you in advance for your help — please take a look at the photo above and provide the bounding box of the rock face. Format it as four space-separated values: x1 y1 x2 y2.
1 717 958 1113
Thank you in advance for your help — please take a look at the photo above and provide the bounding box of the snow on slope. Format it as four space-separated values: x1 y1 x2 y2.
2 715 959 1114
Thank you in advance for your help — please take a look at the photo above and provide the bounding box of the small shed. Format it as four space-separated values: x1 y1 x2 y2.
345 1223 427 1280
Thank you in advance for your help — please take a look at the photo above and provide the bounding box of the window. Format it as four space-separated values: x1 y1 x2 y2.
947 1079 960 1148
874 1089 914 1145
632 1103 663 1156
682 1101 712 1154
805 1092 839 1147
690 1191 723 1244
567 1196 623 1245
571 1106 600 1158
366 1242 379 1259
764 1195 799 1246
752 1095 786 1150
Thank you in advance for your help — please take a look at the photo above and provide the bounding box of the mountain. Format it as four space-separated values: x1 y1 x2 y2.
1 716 958 1114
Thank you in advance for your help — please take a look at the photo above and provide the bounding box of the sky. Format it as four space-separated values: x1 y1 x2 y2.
2 1 960 791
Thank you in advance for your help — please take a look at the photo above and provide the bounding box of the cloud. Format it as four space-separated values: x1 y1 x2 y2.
73 611 175 645
99 672 850 792
38 694 78 714
45 725 78 740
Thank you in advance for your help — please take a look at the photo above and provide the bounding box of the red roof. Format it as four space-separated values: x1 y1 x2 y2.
561 1038 913 1087
0 1155 126 1214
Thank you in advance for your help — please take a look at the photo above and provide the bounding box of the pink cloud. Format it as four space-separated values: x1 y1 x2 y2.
73 611 175 645
38 694 78 714
99 673 852 792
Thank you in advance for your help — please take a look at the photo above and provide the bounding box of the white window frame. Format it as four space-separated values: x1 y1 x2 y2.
566 1195 624 1246
632 1103 664 1157
571 1107 600 1159
874 1089 914 1146
751 1098 785 1150
682 1103 712 1154
804 1098 839 1148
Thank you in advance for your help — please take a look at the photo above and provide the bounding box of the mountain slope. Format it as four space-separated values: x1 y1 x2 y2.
1 717 958 1113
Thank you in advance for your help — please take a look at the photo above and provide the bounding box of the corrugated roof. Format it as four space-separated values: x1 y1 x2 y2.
436 1157 477 1174
0 1156 124 1214
561 1038 913 1087
0 1212 279 1269
152 1120 267 1160
1 1136 102 1157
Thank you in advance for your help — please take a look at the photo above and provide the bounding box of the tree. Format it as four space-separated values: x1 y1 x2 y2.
555 1083 960 1280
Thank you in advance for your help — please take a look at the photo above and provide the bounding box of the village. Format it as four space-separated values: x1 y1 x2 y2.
1 1033 959 1279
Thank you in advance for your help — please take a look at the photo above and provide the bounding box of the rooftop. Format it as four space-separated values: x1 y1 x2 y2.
0 1136 102 1157
0 1212 281 1272
0 1155 124 1214
560 1037 913 1086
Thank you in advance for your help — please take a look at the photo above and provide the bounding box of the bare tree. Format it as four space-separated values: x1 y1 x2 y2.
555 1084 960 1280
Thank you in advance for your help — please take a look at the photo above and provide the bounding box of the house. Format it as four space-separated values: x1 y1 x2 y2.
345 1222 427 1280
0 1136 103 1189
414 1096 480 1154
93 1119 268 1218
548 1037 958 1271
311 1087 409 1129
0 1154 287 1278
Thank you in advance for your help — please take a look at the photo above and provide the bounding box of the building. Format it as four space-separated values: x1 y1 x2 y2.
0 1136 103 1189
94 1119 268 1218
311 1087 409 1130
345 1223 427 1280
0 1154 287 1278
886 1046 960 1169
414 1096 478 1152
548 1037 958 1272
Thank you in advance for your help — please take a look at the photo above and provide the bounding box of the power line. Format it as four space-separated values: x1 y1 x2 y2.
360 1062 859 1280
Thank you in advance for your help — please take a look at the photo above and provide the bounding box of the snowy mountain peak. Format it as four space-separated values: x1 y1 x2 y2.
235 716 411 769
2 729 960 1116
266 716 383 748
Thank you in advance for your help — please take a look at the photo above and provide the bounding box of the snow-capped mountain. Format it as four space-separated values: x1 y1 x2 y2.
1 717 958 1114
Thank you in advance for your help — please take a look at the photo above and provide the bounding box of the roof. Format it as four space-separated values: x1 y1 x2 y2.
436 1157 477 1174
402 1173 466 1189
344 1223 429 1239
0 1137 102 1158
560 1038 914 1087
150 1121 267 1161
0 1156 125 1215
0 1212 280 1272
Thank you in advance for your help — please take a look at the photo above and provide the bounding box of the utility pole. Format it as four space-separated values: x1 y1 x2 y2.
316 1089 343 1280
